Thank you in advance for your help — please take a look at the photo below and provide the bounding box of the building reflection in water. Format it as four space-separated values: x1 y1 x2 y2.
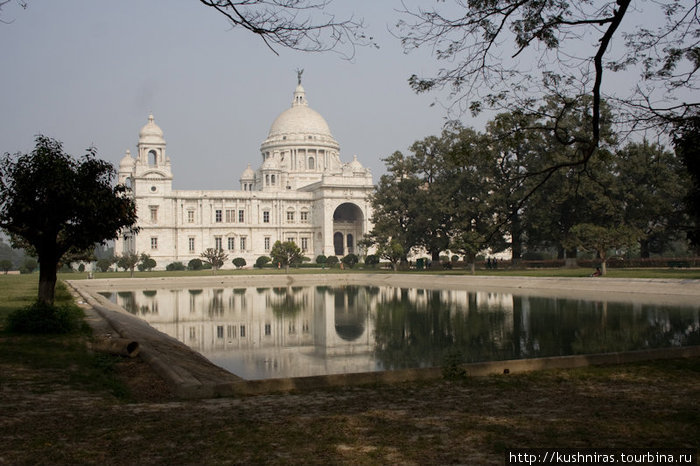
99 286 700 380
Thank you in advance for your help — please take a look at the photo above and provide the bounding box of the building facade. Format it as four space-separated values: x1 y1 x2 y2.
114 79 374 269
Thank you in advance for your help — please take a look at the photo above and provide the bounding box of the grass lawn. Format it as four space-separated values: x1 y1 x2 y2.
1 271 699 464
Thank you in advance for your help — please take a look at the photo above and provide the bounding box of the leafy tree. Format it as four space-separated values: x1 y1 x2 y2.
188 258 204 271
96 257 115 273
137 253 156 272
270 240 303 273
613 141 689 257
377 239 404 271
0 136 137 304
200 248 228 272
567 224 641 275
315 254 327 267
116 253 139 277
0 258 12 273
19 257 37 274
673 114 700 250
232 257 247 269
255 255 271 268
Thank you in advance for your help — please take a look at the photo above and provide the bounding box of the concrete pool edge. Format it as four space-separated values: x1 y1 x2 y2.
67 275 700 399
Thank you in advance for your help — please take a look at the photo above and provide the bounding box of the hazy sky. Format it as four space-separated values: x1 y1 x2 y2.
0 0 463 190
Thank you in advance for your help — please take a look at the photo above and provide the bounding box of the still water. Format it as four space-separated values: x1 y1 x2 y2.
99 285 700 380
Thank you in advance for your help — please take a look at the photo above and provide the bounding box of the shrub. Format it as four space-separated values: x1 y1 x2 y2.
6 301 84 334
232 257 247 269
315 255 327 265
78 263 86 272
19 257 38 274
255 256 271 268
326 255 339 267
188 258 203 270
341 253 359 268
364 254 379 267
166 261 186 271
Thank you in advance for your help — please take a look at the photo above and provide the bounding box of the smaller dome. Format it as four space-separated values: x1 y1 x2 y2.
119 149 135 169
139 114 165 144
349 155 363 171
240 164 255 180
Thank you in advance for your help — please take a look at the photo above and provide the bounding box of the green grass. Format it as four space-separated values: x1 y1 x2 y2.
0 274 131 399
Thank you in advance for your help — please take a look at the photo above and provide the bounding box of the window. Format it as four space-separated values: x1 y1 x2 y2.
308 157 315 169
226 209 235 223
217 326 224 339
301 237 309 252
214 236 222 251
149 206 158 223
263 211 270 223
215 209 222 223
189 327 196 340
188 237 195 252
240 325 246 337
238 209 244 223
240 237 246 251
227 237 235 251
150 237 158 250
287 237 295 244
227 325 234 339
265 323 271 336
264 237 270 251
286 211 294 223
187 209 195 223
300 211 309 223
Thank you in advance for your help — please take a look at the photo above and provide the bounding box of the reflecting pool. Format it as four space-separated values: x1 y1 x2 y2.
98 285 700 380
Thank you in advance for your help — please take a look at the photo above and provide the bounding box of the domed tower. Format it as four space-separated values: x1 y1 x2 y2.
118 149 135 187
239 164 255 191
132 114 173 197
259 75 342 190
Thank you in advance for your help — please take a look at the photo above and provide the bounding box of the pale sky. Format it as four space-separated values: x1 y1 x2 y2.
0 0 458 190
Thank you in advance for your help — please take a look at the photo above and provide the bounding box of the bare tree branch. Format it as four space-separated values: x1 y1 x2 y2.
199 0 371 58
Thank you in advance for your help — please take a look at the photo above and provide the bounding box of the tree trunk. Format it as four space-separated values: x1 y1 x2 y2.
38 260 58 305
431 250 441 263
640 239 650 258
510 210 522 265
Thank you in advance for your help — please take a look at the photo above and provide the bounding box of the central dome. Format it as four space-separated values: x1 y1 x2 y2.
266 84 333 139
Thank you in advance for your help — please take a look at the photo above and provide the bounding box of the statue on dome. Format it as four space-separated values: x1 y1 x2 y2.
296 68 304 85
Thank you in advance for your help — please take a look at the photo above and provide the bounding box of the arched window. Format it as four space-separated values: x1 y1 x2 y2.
308 157 315 169
148 150 157 166
271 174 276 185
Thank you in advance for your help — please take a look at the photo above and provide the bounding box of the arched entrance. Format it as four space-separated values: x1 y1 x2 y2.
332 203 363 256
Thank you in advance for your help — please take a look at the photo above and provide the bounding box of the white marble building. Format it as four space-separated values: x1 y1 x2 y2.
114 78 374 269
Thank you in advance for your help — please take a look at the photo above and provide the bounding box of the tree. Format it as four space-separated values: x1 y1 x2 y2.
325 255 339 268
199 0 369 57
568 223 641 275
0 136 137 304
96 258 114 273
377 239 404 271
270 240 303 273
200 248 228 272
232 257 247 269
613 141 689 257
673 114 700 250
397 0 699 155
137 253 156 272
116 253 139 277
19 257 37 274
315 254 327 268
0 258 12 273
